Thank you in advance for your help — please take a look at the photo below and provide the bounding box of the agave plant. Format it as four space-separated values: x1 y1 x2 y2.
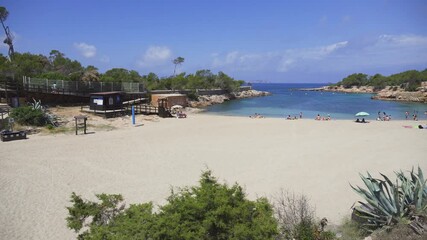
351 167 427 233
31 98 42 110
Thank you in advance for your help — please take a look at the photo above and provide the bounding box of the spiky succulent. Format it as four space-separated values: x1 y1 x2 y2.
351 167 427 232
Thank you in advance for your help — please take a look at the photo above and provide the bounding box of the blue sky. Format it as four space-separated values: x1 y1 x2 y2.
1 0 427 83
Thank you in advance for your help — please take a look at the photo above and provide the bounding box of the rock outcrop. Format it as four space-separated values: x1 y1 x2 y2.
372 86 427 102
302 83 427 103
188 89 271 108
304 85 375 93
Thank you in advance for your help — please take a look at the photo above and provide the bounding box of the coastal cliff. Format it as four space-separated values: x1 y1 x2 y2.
188 89 271 108
372 86 427 102
305 83 427 103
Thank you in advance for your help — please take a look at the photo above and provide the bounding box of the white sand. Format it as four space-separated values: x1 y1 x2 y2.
1 114 426 239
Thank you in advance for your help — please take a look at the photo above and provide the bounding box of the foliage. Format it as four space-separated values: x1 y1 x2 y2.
336 218 369 239
100 68 142 82
340 73 368 88
273 189 335 240
66 170 278 239
31 98 42 110
351 167 427 233
1 47 244 92
187 90 199 101
0 6 9 22
173 56 185 76
10 106 47 126
335 69 427 91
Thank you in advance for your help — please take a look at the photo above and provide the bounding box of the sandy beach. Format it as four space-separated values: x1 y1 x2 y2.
0 112 426 239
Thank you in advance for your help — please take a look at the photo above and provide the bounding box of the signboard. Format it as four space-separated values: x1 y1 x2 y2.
93 98 103 106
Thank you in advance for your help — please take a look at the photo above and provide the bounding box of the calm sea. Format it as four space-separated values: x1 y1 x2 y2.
203 83 427 120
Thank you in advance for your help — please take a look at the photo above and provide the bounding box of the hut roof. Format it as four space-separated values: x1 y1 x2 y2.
152 93 186 97
90 91 124 96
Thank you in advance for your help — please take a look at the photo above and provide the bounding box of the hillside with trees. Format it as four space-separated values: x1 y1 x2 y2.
0 51 244 92
334 69 427 91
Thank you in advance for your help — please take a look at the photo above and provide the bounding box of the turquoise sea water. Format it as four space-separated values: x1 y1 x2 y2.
204 83 427 120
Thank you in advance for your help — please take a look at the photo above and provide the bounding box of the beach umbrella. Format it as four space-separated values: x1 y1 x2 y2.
355 112 370 117
171 105 183 110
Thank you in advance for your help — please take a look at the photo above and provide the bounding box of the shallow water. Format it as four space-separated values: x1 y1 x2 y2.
204 83 427 120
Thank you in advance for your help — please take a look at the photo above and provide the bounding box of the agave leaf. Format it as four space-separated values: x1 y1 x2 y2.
353 206 384 220
418 166 424 183
415 179 426 210
360 174 376 196
380 173 394 186
375 188 397 214
351 184 375 201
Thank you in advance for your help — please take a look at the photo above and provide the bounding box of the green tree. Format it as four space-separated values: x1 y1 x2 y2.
100 68 142 82
48 50 84 77
340 73 368 88
0 7 9 22
81 65 100 82
141 72 160 90
172 56 184 76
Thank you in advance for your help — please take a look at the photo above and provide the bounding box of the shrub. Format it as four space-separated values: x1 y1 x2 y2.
10 106 47 126
67 170 278 239
186 90 199 101
273 189 335 240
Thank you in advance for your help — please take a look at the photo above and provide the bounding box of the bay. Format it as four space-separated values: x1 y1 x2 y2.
204 83 427 120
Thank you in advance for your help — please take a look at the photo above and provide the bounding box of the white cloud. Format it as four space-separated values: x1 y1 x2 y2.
377 34 427 47
209 34 427 81
211 41 348 73
137 46 172 67
74 42 96 58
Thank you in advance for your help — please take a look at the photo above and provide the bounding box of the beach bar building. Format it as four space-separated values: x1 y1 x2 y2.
151 93 187 108
89 91 124 111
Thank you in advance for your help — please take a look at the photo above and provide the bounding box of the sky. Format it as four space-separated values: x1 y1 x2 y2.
1 0 427 83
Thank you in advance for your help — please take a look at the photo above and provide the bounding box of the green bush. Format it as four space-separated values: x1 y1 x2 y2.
186 90 199 101
67 170 278 239
10 106 47 126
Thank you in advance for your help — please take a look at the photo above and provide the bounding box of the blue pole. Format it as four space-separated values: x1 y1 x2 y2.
132 106 135 125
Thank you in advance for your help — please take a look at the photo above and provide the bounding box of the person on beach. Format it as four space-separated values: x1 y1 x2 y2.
405 111 409 120
299 112 303 119
315 114 321 120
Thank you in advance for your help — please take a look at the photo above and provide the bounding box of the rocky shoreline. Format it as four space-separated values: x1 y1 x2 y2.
301 84 427 103
188 89 271 108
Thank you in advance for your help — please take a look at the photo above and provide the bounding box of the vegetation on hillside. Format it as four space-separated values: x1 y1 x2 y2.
334 69 427 91
0 51 244 92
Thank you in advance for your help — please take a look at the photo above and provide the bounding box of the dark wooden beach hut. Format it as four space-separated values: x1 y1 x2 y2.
89 91 124 111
